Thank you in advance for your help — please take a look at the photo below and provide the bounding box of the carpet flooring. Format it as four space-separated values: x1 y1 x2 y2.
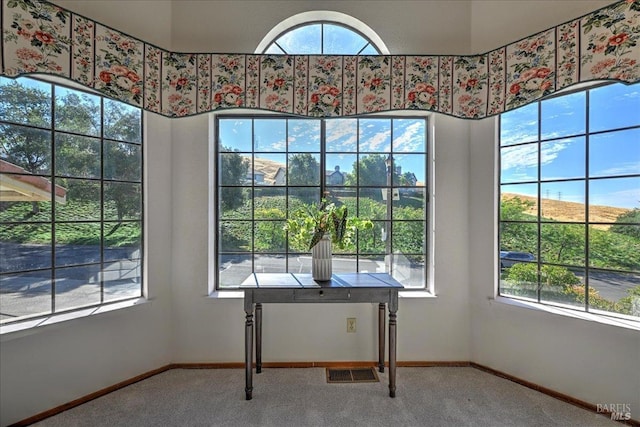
31 367 620 427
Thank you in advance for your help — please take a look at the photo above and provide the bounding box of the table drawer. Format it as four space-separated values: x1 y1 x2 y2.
293 288 351 301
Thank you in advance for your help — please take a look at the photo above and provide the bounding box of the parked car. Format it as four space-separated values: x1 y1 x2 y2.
500 251 535 269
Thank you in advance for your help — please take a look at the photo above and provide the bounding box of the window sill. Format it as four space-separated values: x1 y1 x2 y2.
0 297 149 341
490 296 640 331
208 290 435 299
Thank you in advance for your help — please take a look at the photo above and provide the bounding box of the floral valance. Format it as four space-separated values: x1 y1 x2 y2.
1 0 639 119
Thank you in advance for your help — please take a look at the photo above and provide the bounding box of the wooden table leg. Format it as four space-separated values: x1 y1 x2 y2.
378 303 385 372
245 305 254 400
256 303 262 374
388 309 397 398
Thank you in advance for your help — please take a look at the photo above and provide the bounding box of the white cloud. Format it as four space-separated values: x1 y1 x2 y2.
393 122 424 152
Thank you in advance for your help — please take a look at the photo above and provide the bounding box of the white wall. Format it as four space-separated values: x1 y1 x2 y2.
1 1 638 425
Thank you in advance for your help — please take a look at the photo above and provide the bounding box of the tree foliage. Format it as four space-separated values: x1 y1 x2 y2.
288 153 319 185
219 145 249 210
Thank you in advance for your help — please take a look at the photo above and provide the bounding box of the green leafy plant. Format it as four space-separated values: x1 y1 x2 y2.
284 198 373 251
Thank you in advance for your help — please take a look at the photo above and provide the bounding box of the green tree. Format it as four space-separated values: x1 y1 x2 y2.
288 153 319 185
611 208 640 239
354 154 386 186
499 196 537 253
0 80 51 174
220 145 249 210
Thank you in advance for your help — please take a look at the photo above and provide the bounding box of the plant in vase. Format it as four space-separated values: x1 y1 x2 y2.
284 198 373 281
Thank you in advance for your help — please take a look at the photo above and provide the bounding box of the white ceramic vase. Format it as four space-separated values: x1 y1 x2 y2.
311 234 332 281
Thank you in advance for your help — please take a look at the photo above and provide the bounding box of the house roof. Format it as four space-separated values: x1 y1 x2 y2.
0 159 67 204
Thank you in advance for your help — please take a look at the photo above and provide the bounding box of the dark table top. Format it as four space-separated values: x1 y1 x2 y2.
240 273 404 289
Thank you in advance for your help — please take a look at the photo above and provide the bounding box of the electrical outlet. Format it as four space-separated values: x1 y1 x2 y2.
347 317 356 333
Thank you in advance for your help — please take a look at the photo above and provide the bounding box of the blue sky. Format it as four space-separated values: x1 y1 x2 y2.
219 118 427 185
500 82 640 209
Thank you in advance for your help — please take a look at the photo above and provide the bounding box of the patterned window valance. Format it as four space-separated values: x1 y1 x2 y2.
1 0 639 119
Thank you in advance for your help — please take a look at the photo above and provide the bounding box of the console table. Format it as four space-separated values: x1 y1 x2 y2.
241 272 402 400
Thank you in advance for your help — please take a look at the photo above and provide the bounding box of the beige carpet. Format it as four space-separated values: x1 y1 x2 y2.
31 367 619 427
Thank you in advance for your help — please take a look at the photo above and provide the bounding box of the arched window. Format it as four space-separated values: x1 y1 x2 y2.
256 11 389 55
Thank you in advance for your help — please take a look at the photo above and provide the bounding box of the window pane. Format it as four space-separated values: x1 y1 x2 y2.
104 182 141 220
55 223 101 267
254 188 286 218
219 153 250 185
56 179 100 221
0 76 51 128
288 119 320 152
541 91 585 139
254 221 286 252
392 154 425 187
500 102 538 146
55 87 100 137
499 222 538 256
288 153 320 185
220 187 251 218
357 189 386 220
220 221 252 252
219 254 252 288
392 221 425 255
104 222 141 261
265 44 285 54
0 124 51 174
540 180 585 222
0 200 51 223
588 269 640 317
540 137 585 181
219 119 252 152
104 99 141 143
0 223 52 272
288 187 320 208
589 176 640 217
55 133 100 178
255 119 286 152
276 24 321 54
540 265 584 309
359 119 391 152
500 143 538 183
358 154 387 186
326 154 355 186
500 262 538 300
104 141 141 182
255 154 285 185
393 188 426 220
0 270 52 319
323 24 369 55
254 254 286 273
589 128 640 178
500 185 538 221
360 44 378 55
540 223 585 266
54 264 101 311
103 259 142 301
393 119 425 152
326 119 357 152
359 220 386 254
589 227 639 272
589 82 640 132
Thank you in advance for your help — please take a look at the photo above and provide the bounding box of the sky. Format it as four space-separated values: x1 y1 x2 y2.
218 117 427 185
500 82 640 210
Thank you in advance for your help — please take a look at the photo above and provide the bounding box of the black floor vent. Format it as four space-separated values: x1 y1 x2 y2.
326 367 379 383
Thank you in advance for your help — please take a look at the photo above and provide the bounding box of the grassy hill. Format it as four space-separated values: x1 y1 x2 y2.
502 193 629 229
